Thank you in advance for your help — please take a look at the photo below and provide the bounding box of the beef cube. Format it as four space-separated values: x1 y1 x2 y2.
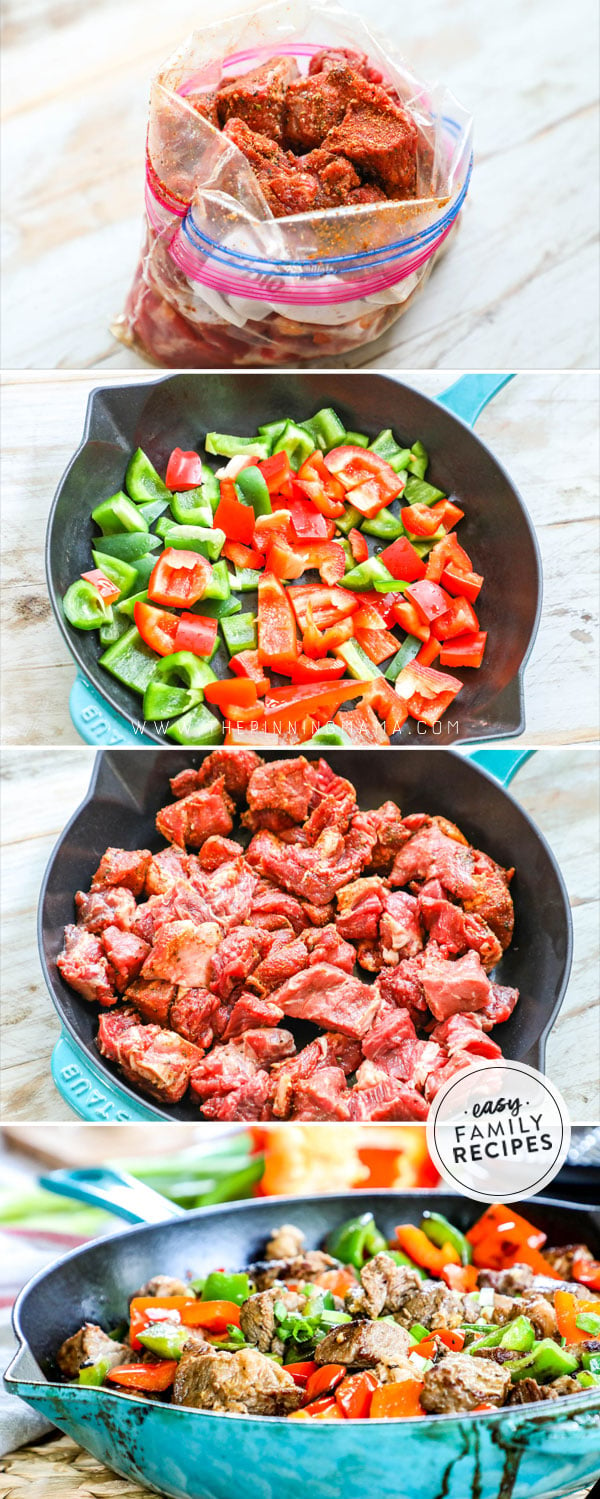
148 880 213 932
421 950 492 1022
478 983 520 1031
179 748 262 801
56 1324 128 1380
57 925 117 1007
361 1007 422 1083
240 1288 307 1353
172 1345 301 1414
101 927 150 992
134 1274 191 1299
302 785 356 844
349 1077 429 1121
300 147 361 204
248 1249 336 1292
271 962 380 1038
423 1049 474 1101
396 1283 466 1331
390 819 475 893
197 836 242 871
283 66 359 152
419 894 502 971
145 846 190 895
292 1065 350 1121
133 903 154 944
316 1319 412 1368
123 977 176 1026
238 1027 296 1066
95 1008 140 1062
75 885 137 934
191 857 258 929
246 819 376 906
324 1031 363 1075
91 847 151 896
375 954 429 1025
250 884 310 933
477 1265 535 1296
201 1069 273 1121
324 94 417 198
364 801 409 874
216 56 299 142
380 890 423 961
246 756 314 823
336 877 385 940
156 778 235 850
209 926 267 1000
421 1353 510 1413
308 48 386 86
189 1042 258 1101
142 920 222 988
248 935 309 993
347 183 387 204
223 993 285 1039
98 1019 202 1104
431 1013 502 1060
170 986 220 1046
265 1224 305 1261
270 1036 331 1118
347 1254 423 1319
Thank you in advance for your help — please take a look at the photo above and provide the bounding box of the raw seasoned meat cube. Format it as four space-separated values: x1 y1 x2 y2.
316 1319 412 1368
283 66 359 152
250 884 310 933
57 925 117 1007
421 1353 510 1413
95 1008 140 1062
156 777 234 849
190 1044 258 1104
75 885 137 934
247 817 377 906
308 48 386 86
148 880 213 932
419 894 502 971
170 987 220 1047
292 1066 350 1121
423 1049 475 1101
197 836 242 871
123 978 176 1025
144 846 190 895
248 936 309 994
380 890 423 961
391 818 514 949
361 1007 419 1079
133 903 154 944
375 954 430 1023
302 785 357 845
431 1013 502 1060
270 962 380 1038
238 1028 296 1066
91 847 151 896
171 749 262 802
305 924 355 972
300 147 361 205
324 93 417 198
172 1344 301 1414
101 927 151 992
420 949 492 1021
246 756 314 824
191 857 258 929
209 926 267 1000
336 877 385 941
201 1070 273 1121
349 1076 429 1121
142 920 222 988
324 1031 363 1075
270 1036 331 1118
478 983 520 1030
216 56 299 142
223 992 284 1039
97 1018 202 1103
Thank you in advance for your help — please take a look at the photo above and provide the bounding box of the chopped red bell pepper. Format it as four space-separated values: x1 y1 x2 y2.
401 503 442 537
366 592 403 626
288 495 332 541
229 651 270 693
81 569 121 605
258 679 370 731
288 585 358 632
416 635 441 667
129 1295 196 1349
394 660 463 727
204 678 258 710
283 1361 318 1388
432 596 480 641
440 631 487 668
107 1361 178 1392
253 512 293 552
440 1263 479 1293
378 537 426 582
370 1377 424 1419
555 1290 600 1343
268 538 346 587
333 705 389 744
429 498 465 530
222 540 264 570
440 565 483 602
214 480 255 546
173 611 218 658
165 448 203 491
295 452 345 517
406 580 452 625
258 451 294 497
335 1370 378 1419
134 600 180 656
304 1364 347 1404
147 549 212 608
324 447 404 516
466 1204 552 1273
348 528 369 564
426 534 473 583
303 611 355 659
572 1256 600 1293
391 599 431 642
352 601 390 631
257 571 299 673
181 1300 242 1331
411 1329 465 1359
289 1396 342 1420
289 654 347 682
392 1225 460 1274
354 627 399 664
358 678 409 737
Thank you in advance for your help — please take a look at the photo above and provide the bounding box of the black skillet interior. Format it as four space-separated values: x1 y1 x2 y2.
38 749 572 1123
46 373 541 744
15 1191 600 1380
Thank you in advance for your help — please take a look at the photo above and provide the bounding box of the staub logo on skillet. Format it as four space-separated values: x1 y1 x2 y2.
426 1060 571 1203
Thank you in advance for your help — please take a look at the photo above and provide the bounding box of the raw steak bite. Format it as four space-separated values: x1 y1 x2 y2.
57 925 117 1007
156 777 235 849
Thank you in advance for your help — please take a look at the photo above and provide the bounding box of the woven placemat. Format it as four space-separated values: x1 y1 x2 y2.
0 1433 152 1498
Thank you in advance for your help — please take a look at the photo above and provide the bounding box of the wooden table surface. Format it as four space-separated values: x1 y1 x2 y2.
1 745 598 1123
1 369 597 747
2 0 598 371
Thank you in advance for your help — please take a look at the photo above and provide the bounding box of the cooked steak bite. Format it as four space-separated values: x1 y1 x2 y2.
270 962 380 1039
544 1244 596 1279
172 1345 301 1414
395 1283 467 1331
478 1264 535 1296
134 1274 190 1299
421 1353 510 1413
240 1287 308 1353
142 920 222 988
248 1250 337 1292
91 847 151 896
75 885 137 934
346 1254 423 1319
216 56 299 142
56 1324 128 1380
145 846 190 895
521 1294 558 1339
101 927 151 992
124 977 176 1025
57 925 117 1007
265 1224 305 1261
156 778 235 850
506 1377 579 1405
316 1318 412 1368
420 949 492 1022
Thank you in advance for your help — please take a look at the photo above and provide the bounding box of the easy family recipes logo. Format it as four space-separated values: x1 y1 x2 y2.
452 1094 553 1165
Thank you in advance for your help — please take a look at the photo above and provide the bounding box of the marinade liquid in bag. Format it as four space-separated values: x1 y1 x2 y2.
113 0 473 368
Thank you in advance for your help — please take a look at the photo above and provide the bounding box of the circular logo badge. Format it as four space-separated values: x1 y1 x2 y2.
426 1060 571 1203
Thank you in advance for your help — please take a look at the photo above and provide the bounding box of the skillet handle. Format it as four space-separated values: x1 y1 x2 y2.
466 748 533 786
437 373 515 427
39 1167 185 1224
70 672 155 747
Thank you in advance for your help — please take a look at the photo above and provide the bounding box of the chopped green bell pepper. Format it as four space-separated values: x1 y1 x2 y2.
301 724 353 747
258 419 288 450
99 626 159 694
92 492 149 535
168 488 215 528
221 612 257 655
404 475 446 507
407 441 429 480
137 499 170 527
509 1339 580 1383
200 470 221 511
582 1352 600 1372
361 509 406 541
202 1272 251 1306
166 703 223 746
409 1323 431 1344
326 1213 387 1270
499 1317 536 1354
163 525 225 562
130 554 158 590
335 505 364 536
153 652 217 692
385 636 422 681
576 1313 600 1337
63 579 113 631
235 466 272 517
369 430 412 473
578 1370 600 1388
334 639 382 680
99 614 130 647
143 681 203 721
230 568 263 591
125 448 171 503
155 515 175 539
412 530 446 557
421 1212 472 1267
91 550 138 598
94 533 161 562
202 559 231 601
340 556 398 591
344 430 369 447
116 589 148 618
273 420 316 470
138 1325 189 1360
205 433 269 461
193 595 242 620
299 407 345 453
78 1356 112 1387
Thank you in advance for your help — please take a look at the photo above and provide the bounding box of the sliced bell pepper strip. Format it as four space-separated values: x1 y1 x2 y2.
354 627 399 665
370 1377 424 1419
138 1325 188 1360
229 651 271 692
81 569 121 605
236 465 273 517
391 599 430 642
425 534 473 582
165 448 203 491
385 635 422 681
289 655 347 683
258 680 371 731
348 528 369 563
334 704 389 745
509 1339 579 1383
416 636 441 667
204 678 258 710
392 1225 460 1274
358 677 409 736
166 703 222 746
289 1396 342 1420
572 1256 600 1293
401 503 442 538
555 1291 600 1343
288 585 358 631
134 600 179 656
173 612 218 658
335 1370 378 1419
94 533 161 563
107 1361 178 1392
352 601 390 631
283 1361 318 1387
257 572 299 673
222 540 264 570
394 660 463 727
326 1213 387 1268
405 580 452 625
63 579 114 631
288 496 332 540
125 449 171 503
440 565 483 602
440 631 487 669
304 1365 347 1403
148 549 212 608
429 499 465 530
334 639 382 681
300 407 346 452
403 474 445 506
378 537 426 582
258 450 294 497
302 609 355 659
295 451 345 517
214 481 256 546
206 433 269 462
180 1300 242 1332
421 1212 473 1267
432 596 480 641
272 420 316 471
